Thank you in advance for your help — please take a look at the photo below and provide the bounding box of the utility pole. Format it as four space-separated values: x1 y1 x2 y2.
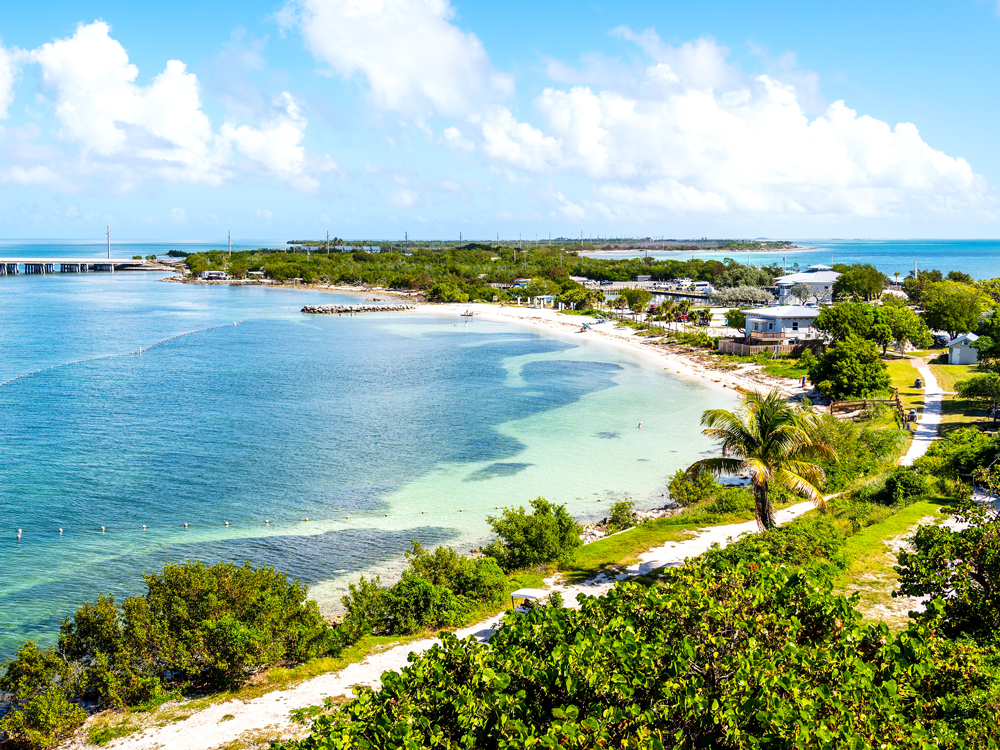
460 232 462 245
107 226 110 259
326 231 330 255
405 231 408 248
228 230 232 256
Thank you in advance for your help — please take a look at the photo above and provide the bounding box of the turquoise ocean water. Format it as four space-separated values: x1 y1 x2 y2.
584 239 1000 279
0 241 735 658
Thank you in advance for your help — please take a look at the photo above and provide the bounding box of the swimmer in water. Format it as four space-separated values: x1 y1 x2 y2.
638 422 642 429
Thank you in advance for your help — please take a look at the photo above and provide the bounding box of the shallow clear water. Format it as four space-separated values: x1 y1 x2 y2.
0 266 734 657
584 239 1000 279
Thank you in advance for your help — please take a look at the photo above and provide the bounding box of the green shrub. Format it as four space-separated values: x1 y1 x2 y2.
403 542 506 605
884 466 927 505
702 516 847 573
0 643 87 749
0 561 335 722
914 427 999 479
708 486 754 514
605 500 637 533
668 468 718 506
483 497 582 571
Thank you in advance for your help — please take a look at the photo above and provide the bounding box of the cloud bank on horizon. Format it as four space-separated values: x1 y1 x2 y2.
0 0 995 236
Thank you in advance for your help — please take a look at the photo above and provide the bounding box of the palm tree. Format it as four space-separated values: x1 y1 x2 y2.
687 390 836 530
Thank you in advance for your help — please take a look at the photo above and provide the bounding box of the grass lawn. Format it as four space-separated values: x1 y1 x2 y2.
927 361 988 433
558 519 699 583
882 356 924 414
832 497 952 630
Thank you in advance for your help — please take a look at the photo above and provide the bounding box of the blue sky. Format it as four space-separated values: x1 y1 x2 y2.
2 0 1000 240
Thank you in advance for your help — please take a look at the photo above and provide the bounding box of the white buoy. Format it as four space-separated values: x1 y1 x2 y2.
142 525 147 530
264 519 270 524
101 526 106 532
384 513 389 517
421 511 426 514
183 523 189 528
225 521 230 526
59 528 63 534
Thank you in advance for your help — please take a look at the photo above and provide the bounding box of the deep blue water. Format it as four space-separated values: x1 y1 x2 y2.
584 239 1000 279
0 248 727 657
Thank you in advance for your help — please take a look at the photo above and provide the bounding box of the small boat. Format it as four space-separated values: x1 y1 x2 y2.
460 310 475 317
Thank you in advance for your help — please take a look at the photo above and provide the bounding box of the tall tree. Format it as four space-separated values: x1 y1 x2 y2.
955 373 1000 425
814 301 875 342
921 280 987 339
687 390 835 530
832 263 888 300
808 335 891 399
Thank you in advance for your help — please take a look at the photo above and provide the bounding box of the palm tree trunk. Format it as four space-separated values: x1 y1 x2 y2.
754 483 776 530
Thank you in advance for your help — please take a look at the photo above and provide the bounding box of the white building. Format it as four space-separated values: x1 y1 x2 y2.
947 333 980 365
773 264 840 303
743 305 820 342
200 270 229 280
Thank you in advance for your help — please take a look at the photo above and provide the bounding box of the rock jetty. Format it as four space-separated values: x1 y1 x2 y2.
301 303 416 314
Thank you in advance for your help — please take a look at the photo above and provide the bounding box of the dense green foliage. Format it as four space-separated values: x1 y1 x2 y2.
808 334 890 398
483 497 583 571
340 543 508 638
709 285 774 306
832 263 887 300
0 562 333 748
278 562 1000 750
897 497 1000 643
183 245 784 304
809 408 907 491
813 299 930 355
605 500 637 533
914 427 1000 479
921 280 987 338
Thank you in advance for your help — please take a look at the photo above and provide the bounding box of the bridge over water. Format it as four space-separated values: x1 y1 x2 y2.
0 259 155 275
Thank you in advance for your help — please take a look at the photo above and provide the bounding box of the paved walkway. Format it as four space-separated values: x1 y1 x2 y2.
900 357 943 466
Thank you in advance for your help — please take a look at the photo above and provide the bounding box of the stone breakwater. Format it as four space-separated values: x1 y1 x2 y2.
301 303 416 314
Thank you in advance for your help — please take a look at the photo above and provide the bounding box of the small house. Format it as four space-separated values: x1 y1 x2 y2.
774 264 840 303
633 274 652 282
743 305 820 342
200 270 228 280
947 333 980 365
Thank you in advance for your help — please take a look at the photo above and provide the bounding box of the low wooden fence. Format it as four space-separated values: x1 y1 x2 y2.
717 338 825 357
830 393 905 423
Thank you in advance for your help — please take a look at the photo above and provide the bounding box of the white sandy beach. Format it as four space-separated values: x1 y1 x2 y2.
411 302 808 398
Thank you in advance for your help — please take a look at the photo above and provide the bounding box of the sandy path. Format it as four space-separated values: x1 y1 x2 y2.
100 500 817 750
900 357 943 466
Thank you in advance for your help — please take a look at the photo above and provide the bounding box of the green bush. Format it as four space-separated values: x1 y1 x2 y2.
884 466 928 505
0 642 87 749
914 427 999 479
427 281 469 303
702 516 847 573
339 543 510 638
707 485 754 514
605 500 637 533
668 468 718 506
0 561 335 727
483 497 582 571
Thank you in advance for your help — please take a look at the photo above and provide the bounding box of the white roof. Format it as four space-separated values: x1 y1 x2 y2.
774 269 840 285
510 588 549 600
948 332 979 347
743 305 820 320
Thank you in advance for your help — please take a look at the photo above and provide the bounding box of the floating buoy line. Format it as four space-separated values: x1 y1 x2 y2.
5 310 653 541
8 498 642 542
0 312 285 390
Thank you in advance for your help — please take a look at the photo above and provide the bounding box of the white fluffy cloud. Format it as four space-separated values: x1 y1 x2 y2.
477 30 994 220
221 92 315 187
31 22 224 184
4 21 321 192
285 0 513 117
